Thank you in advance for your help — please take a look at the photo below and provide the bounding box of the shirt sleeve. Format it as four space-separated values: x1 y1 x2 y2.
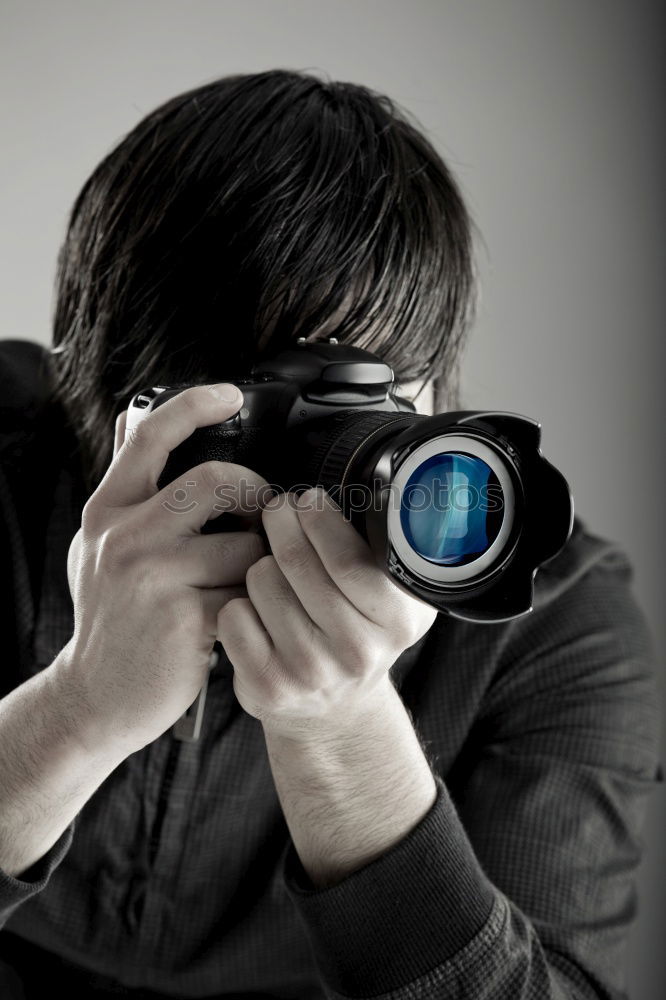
0 818 76 931
281 546 664 1000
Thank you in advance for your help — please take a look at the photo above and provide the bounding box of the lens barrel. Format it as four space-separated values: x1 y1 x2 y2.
293 408 573 623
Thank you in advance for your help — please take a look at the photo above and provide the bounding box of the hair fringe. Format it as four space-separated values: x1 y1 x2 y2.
49 69 478 495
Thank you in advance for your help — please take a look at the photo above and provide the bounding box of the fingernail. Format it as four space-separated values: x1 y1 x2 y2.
208 383 241 403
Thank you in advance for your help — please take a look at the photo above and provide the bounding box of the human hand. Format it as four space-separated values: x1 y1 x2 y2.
58 383 272 757
217 486 438 736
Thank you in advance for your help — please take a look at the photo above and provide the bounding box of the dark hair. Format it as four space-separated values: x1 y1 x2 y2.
50 68 478 495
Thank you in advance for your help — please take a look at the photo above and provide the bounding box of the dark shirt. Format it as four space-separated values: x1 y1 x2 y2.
0 339 663 999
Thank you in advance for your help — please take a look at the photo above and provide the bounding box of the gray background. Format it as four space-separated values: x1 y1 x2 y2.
1 1 663 996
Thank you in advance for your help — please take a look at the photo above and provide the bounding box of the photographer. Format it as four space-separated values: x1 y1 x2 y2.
0 69 662 999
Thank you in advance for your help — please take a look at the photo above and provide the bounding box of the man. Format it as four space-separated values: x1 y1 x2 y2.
0 69 662 999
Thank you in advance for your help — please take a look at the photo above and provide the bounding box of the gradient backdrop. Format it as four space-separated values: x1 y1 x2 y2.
1 2 663 996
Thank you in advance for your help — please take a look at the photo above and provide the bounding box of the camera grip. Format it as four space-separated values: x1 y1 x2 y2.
156 426 244 492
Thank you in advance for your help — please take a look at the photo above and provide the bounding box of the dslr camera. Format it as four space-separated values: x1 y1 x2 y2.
127 338 573 625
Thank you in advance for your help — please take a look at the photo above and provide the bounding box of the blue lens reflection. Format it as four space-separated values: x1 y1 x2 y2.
399 452 503 566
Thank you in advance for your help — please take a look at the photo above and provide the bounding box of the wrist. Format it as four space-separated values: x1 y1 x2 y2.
261 673 438 889
46 641 134 766
260 674 399 744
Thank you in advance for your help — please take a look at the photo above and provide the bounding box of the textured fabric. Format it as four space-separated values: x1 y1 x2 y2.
0 339 663 1000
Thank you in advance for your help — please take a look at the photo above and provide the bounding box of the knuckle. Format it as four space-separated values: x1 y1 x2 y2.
208 532 262 571
80 499 102 535
334 548 367 585
183 384 230 416
217 594 241 619
246 554 276 585
123 417 155 451
98 521 146 569
200 460 234 496
67 527 84 583
277 538 310 573
217 599 253 643
181 385 210 413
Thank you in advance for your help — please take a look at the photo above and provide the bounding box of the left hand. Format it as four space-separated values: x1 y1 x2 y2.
216 486 438 734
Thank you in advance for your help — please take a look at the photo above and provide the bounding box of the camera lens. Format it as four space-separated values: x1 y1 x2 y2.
385 433 517 584
399 452 504 567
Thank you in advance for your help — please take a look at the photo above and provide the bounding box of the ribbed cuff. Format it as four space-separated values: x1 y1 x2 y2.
282 773 497 997
0 819 76 928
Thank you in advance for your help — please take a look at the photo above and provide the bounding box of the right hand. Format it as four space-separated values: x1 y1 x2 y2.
56 383 271 758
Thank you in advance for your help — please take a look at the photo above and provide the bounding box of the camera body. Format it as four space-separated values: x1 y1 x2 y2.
127 339 574 623
126 340 415 491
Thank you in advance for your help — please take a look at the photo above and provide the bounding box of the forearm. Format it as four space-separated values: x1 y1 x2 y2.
269 687 602 999
0 645 126 877
262 678 438 889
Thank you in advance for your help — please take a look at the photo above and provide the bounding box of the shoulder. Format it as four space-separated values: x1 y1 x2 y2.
498 512 661 763
0 339 56 451
0 339 63 460
0 339 53 413
518 512 656 674
531 512 636 612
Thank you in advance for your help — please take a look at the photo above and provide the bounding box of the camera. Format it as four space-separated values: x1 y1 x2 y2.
126 338 573 624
